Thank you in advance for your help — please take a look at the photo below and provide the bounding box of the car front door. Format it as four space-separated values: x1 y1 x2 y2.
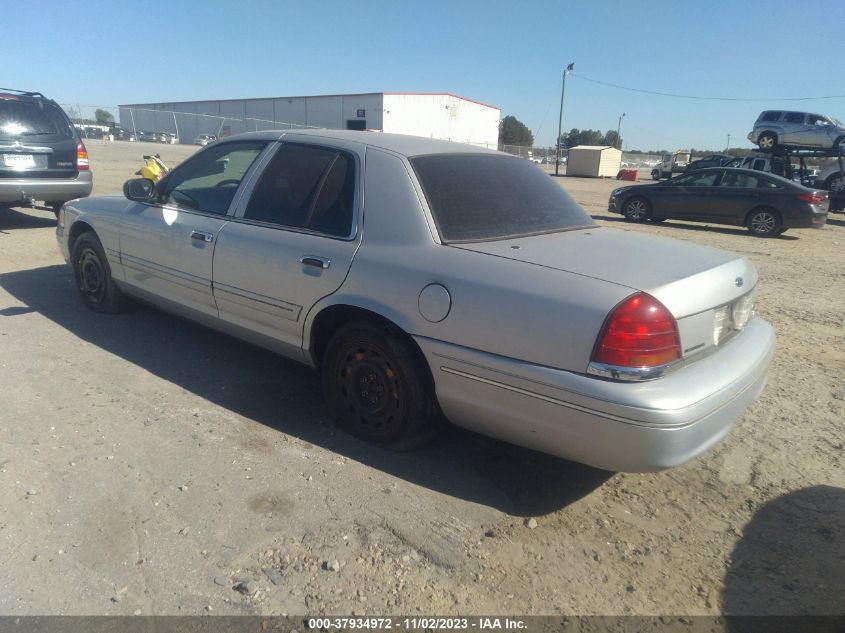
118 140 270 317
654 171 721 220
212 140 362 359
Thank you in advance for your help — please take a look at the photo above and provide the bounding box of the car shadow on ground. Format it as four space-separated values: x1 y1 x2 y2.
825 215 845 228
721 485 845 619
0 206 57 231
590 214 801 240
0 264 612 517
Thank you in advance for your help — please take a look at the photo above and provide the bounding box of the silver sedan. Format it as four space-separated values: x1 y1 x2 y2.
56 130 774 472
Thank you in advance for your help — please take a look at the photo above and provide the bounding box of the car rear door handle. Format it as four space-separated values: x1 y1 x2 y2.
299 255 331 269
190 230 214 243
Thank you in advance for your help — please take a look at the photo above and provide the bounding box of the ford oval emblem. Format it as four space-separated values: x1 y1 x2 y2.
735 277 744 287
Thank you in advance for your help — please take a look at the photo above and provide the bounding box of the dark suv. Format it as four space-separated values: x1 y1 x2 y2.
0 89 93 214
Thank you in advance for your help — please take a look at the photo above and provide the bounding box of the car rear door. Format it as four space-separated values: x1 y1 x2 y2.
118 139 270 317
708 171 763 225
780 112 807 145
212 139 362 359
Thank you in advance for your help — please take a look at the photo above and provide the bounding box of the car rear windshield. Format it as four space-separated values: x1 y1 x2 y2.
410 154 594 242
0 99 74 142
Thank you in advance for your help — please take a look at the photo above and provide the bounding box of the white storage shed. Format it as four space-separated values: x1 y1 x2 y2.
566 145 622 177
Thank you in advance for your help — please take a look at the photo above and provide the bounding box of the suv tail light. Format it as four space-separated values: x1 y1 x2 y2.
592 293 681 368
76 141 89 170
797 191 827 204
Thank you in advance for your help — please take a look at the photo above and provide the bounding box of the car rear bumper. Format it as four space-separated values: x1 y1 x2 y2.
0 171 93 204
416 317 774 472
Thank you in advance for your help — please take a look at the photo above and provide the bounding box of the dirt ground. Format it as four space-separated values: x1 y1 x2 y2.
0 139 843 617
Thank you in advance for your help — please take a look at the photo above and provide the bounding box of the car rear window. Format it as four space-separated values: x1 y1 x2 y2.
410 154 594 242
760 111 781 122
0 98 74 142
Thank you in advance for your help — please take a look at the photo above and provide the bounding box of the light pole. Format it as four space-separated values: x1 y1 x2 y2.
555 62 575 176
616 112 626 149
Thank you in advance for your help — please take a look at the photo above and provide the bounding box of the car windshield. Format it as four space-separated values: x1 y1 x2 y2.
410 154 594 242
830 116 843 126
0 99 73 142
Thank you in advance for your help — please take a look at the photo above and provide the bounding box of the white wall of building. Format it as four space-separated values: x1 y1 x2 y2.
382 93 500 148
119 92 496 147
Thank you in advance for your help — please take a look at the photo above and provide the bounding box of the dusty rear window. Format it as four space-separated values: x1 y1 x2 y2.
410 154 594 242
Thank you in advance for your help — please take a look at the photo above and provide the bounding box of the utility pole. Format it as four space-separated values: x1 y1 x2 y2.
726 133 731 151
616 113 626 149
555 62 575 176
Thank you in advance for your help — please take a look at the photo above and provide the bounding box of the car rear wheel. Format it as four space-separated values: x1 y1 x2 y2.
824 174 845 193
623 197 651 223
71 231 128 313
757 132 777 150
746 208 782 237
321 321 439 450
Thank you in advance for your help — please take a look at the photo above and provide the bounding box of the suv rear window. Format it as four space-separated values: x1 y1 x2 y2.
410 154 594 242
0 98 74 142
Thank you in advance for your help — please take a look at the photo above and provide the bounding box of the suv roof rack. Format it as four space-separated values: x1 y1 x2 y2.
0 88 47 98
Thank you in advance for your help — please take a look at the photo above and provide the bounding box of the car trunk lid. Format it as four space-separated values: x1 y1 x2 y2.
453 228 757 362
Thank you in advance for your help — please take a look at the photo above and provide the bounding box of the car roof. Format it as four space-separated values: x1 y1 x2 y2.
225 128 500 157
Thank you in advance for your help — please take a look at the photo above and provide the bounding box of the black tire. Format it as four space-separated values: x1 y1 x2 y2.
834 136 845 151
623 197 651 223
746 208 782 237
824 174 845 193
651 170 660 181
757 131 778 151
71 231 128 313
46 201 66 218
321 321 439 450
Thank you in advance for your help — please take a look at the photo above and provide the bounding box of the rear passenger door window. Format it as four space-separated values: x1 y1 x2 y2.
243 143 356 237
719 173 759 188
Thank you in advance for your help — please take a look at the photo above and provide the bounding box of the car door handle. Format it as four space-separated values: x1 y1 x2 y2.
190 230 214 243
299 255 331 269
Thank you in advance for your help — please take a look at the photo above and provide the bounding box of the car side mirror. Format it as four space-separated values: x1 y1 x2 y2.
124 178 156 202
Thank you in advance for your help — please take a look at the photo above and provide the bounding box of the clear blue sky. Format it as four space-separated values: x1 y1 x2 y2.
9 0 845 151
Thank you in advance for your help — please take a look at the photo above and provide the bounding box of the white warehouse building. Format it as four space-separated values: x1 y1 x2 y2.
118 92 501 148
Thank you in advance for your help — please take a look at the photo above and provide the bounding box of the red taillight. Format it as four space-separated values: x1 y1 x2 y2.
798 191 826 204
76 141 89 170
592 293 681 368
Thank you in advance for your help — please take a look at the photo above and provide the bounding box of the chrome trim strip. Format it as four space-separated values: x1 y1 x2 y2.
586 361 681 382
121 253 210 289
213 282 302 319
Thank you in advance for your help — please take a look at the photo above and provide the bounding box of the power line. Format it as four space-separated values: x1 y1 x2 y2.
572 74 845 102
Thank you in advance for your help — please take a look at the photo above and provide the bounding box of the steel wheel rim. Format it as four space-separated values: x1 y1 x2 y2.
337 345 401 436
627 200 647 219
751 212 775 233
77 248 106 304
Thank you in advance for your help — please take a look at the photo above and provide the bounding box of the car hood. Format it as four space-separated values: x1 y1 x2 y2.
452 227 755 318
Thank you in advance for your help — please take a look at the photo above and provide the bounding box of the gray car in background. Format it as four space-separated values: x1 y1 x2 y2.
0 89 93 214
56 130 774 472
748 110 845 150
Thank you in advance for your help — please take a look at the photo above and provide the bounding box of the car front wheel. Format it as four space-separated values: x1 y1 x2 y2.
623 197 651 223
746 208 782 237
71 231 128 313
321 321 439 450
